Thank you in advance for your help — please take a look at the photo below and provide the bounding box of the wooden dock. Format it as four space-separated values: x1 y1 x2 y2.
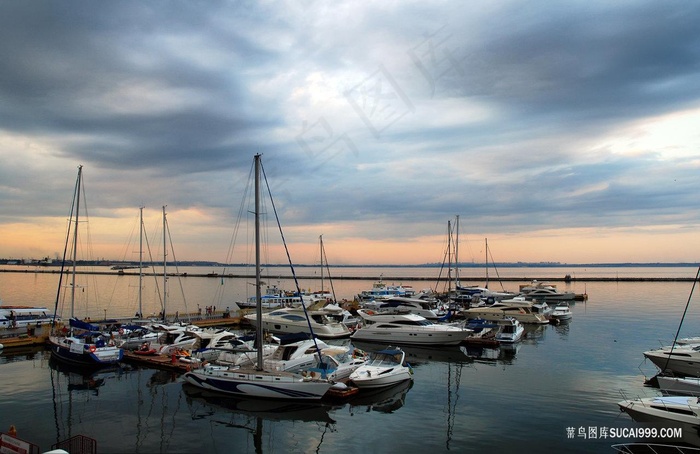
0 326 51 349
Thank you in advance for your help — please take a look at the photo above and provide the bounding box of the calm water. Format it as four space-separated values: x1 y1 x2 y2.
1 266 700 453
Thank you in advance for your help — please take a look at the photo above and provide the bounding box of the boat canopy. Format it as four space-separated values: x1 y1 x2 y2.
69 317 99 332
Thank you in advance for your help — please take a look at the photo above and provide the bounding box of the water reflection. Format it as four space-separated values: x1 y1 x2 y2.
0 345 45 364
182 383 338 453
350 341 472 366
48 357 123 447
347 379 413 414
461 343 519 365
182 383 337 424
48 357 121 396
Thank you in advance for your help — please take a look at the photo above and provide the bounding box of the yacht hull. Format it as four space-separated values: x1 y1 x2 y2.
183 367 332 400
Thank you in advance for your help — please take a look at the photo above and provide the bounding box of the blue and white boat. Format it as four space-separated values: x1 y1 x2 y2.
49 318 123 366
357 279 415 302
48 166 122 367
183 154 332 400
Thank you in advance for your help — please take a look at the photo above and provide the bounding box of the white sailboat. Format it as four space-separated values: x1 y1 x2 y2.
183 154 332 400
48 165 123 367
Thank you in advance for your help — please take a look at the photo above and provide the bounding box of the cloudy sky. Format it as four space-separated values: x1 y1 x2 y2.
1 1 700 265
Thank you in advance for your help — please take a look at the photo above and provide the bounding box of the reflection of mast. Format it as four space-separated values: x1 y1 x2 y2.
445 361 462 450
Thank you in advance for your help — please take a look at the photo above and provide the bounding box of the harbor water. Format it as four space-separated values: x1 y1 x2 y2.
2 265 700 453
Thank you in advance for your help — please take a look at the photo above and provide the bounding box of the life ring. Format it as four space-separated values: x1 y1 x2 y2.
366 310 374 315
89 345 97 353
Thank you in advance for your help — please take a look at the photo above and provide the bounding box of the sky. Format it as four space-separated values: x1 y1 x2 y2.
1 1 700 266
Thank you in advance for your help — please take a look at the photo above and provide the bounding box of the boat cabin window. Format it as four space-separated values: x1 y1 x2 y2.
281 314 307 322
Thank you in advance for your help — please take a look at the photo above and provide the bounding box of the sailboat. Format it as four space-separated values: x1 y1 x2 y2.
183 154 333 400
48 165 123 367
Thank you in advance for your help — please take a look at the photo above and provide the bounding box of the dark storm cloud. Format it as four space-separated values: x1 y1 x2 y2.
1 0 700 260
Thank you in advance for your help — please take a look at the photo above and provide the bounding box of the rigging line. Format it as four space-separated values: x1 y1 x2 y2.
165 214 190 321
486 243 507 292
213 165 254 307
260 159 325 367
52 166 81 328
663 264 700 372
321 239 338 303
142 217 164 314
434 220 452 294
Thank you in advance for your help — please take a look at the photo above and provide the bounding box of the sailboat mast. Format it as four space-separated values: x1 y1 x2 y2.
485 238 489 289
447 219 452 293
138 206 144 318
320 235 324 293
163 205 167 322
455 215 460 286
254 154 263 370
70 165 82 321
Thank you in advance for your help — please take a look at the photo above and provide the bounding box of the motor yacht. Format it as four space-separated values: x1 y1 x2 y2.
461 302 549 324
494 317 524 343
349 347 413 389
643 344 700 377
350 310 472 346
618 395 698 446
550 303 573 322
363 296 443 321
245 307 352 339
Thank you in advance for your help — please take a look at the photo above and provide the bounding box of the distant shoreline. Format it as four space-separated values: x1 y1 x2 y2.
2 261 700 268
0 267 696 282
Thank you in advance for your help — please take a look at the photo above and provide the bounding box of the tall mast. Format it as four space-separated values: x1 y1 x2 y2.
320 234 324 293
455 215 460 286
70 165 83 321
254 154 263 370
138 206 144 318
163 205 167 322
447 219 452 293
485 238 489 289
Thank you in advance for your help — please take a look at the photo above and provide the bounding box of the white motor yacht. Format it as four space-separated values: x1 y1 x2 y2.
461 303 549 324
237 285 307 310
519 281 575 301
350 310 472 346
657 375 700 396
357 280 415 302
618 395 698 446
550 302 573 322
365 296 442 321
304 346 367 381
264 338 330 373
348 347 413 389
494 317 524 343
245 307 352 339
644 344 700 377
